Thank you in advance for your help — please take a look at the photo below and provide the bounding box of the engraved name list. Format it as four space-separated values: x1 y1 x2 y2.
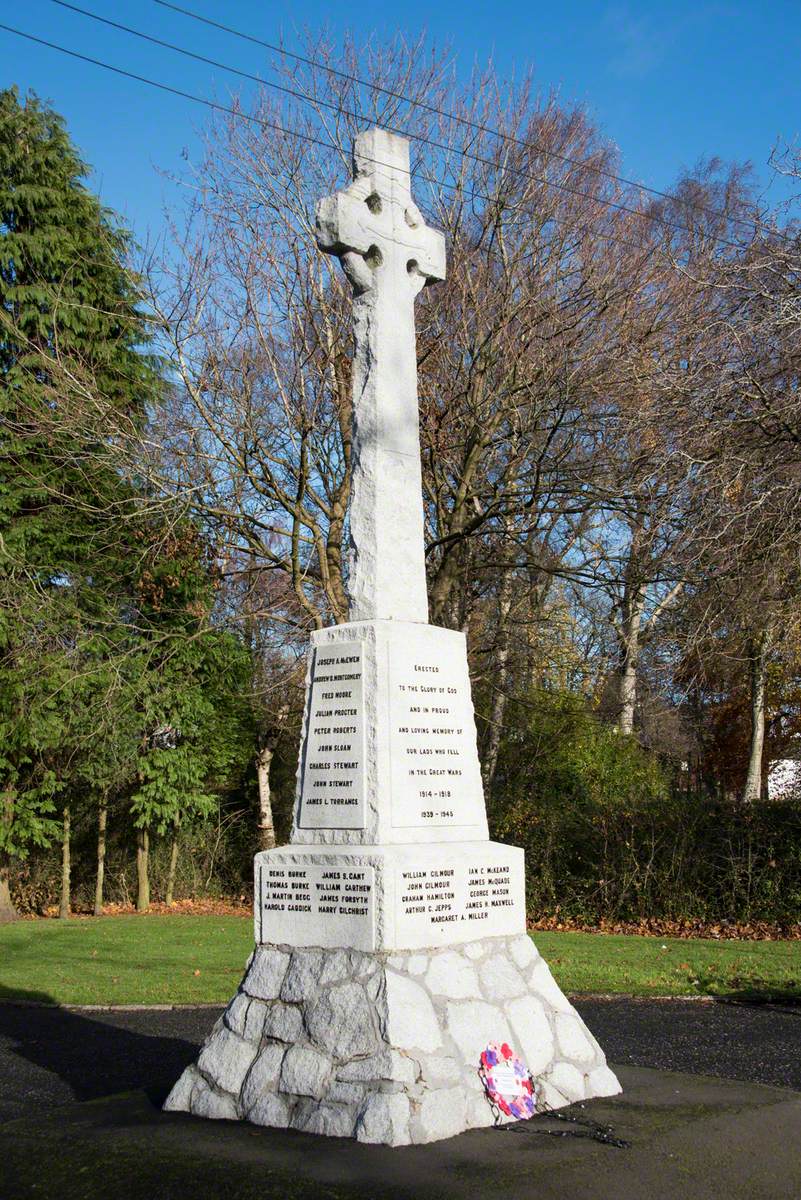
258 863 375 951
299 641 366 829
394 852 524 945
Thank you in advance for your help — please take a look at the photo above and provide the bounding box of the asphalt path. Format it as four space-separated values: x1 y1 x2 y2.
578 996 801 1091
0 996 798 1126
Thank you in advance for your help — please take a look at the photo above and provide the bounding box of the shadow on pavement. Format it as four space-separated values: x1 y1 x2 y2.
4 1064 801 1200
0 984 200 1109
3 988 801 1199
714 989 801 1012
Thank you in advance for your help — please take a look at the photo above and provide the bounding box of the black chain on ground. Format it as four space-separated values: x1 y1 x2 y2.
479 1067 631 1149
500 1102 631 1149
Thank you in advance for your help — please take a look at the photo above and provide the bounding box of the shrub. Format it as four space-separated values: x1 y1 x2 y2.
488 690 801 924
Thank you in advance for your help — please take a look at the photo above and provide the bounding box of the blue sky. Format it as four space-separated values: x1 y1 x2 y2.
4 1 800 240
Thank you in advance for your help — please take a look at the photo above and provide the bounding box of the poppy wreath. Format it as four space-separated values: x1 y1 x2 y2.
479 1041 538 1121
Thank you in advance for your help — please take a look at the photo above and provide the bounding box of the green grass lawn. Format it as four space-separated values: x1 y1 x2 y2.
534 930 801 1002
0 916 798 1006
0 915 254 1006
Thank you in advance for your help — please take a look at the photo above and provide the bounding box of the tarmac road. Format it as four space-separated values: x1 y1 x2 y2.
1 996 801 1200
577 995 801 1091
0 995 798 1125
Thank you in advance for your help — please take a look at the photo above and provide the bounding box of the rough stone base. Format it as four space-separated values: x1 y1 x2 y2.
164 933 620 1145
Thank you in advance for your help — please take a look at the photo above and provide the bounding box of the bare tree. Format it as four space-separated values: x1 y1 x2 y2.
23 32 801 822
118 34 674 797
649 155 801 792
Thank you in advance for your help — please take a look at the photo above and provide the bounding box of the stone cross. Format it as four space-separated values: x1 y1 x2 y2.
316 127 446 624
166 125 621 1145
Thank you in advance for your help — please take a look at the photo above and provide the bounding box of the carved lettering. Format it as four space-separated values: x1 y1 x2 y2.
299 642 366 829
259 864 375 950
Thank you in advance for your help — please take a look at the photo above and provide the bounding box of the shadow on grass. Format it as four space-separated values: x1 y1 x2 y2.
0 984 203 1110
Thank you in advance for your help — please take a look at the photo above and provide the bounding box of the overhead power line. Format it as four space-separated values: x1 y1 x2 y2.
0 25 332 156
154 0 781 245
43 1 757 253
0 22 475 204
51 0 672 238
2 19 742 258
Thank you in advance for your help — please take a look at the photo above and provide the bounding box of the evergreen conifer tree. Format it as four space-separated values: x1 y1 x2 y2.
0 87 160 920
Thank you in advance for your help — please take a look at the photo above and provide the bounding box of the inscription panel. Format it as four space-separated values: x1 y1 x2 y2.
389 637 485 828
299 642 366 828
395 852 524 946
258 863 375 950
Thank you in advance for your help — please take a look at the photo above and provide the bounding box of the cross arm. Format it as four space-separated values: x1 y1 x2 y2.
315 127 446 288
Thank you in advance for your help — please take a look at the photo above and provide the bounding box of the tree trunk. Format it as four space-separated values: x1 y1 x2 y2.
165 832 179 906
256 705 288 852
136 828 150 912
743 632 769 803
94 798 107 917
0 851 17 924
59 804 71 920
481 570 513 794
615 590 645 736
256 746 277 851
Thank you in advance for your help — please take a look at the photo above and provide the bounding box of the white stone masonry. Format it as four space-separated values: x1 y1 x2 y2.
292 619 489 846
165 934 621 1144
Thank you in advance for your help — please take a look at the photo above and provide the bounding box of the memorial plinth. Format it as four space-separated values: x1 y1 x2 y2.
165 127 620 1144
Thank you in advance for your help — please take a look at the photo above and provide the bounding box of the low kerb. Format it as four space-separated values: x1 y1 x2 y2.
164 127 620 1145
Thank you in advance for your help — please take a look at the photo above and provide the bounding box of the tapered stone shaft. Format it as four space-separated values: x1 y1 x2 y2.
316 128 446 623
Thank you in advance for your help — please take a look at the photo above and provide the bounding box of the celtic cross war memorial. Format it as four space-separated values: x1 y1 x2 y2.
165 126 621 1145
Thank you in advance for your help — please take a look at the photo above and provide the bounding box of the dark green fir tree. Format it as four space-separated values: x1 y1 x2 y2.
0 87 161 920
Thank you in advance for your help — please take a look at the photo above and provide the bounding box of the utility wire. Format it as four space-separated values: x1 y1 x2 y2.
0 19 648 257
49 0 754 253
155 0 782 245
0 26 718 309
0 22 485 207
0 25 334 159
0 19 731 273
